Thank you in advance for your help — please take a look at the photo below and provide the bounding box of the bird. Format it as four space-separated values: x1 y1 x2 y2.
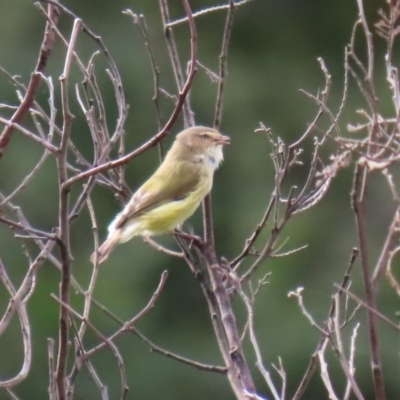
91 126 230 264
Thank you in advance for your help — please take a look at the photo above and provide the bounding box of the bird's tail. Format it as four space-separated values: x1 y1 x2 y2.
90 230 122 265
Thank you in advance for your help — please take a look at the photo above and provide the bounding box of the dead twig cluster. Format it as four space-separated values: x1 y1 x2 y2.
2 0 400 399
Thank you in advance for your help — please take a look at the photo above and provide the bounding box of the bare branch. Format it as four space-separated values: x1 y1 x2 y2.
55 18 82 400
167 0 253 28
81 271 169 360
351 163 386 400
0 0 60 158
214 0 236 130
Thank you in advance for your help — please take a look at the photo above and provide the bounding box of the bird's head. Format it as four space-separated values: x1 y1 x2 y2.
175 126 230 169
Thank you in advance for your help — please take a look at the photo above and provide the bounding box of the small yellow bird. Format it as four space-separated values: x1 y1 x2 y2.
91 126 230 264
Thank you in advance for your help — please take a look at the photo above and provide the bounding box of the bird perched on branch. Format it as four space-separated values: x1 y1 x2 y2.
91 126 230 264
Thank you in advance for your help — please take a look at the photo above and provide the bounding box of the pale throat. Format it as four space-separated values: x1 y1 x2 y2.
205 145 224 171
192 145 224 172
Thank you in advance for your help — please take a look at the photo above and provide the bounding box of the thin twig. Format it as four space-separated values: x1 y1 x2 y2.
317 341 339 400
332 295 364 400
51 295 129 400
62 0 198 190
292 248 359 400
0 116 58 154
0 216 57 240
167 0 253 28
234 274 281 399
0 0 60 158
88 289 227 374
333 284 400 332
356 0 374 82
372 205 400 285
0 251 51 387
159 0 195 127
81 271 169 360
124 10 164 159
214 0 236 130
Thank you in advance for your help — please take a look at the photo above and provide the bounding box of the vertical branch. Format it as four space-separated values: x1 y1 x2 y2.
55 19 82 400
214 0 236 130
204 1 236 250
351 163 386 400
181 1 257 398
202 195 215 250
159 0 195 127
199 1 257 380
204 0 236 254
203 250 257 399
125 11 165 159
356 0 374 82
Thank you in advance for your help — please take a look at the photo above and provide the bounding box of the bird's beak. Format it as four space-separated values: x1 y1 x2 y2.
216 135 230 145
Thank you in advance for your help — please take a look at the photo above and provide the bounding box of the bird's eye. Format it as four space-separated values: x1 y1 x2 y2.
201 134 209 140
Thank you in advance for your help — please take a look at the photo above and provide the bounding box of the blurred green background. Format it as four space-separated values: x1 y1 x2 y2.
1 0 399 399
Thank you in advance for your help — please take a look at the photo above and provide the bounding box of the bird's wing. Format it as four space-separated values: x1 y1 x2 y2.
114 161 202 230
